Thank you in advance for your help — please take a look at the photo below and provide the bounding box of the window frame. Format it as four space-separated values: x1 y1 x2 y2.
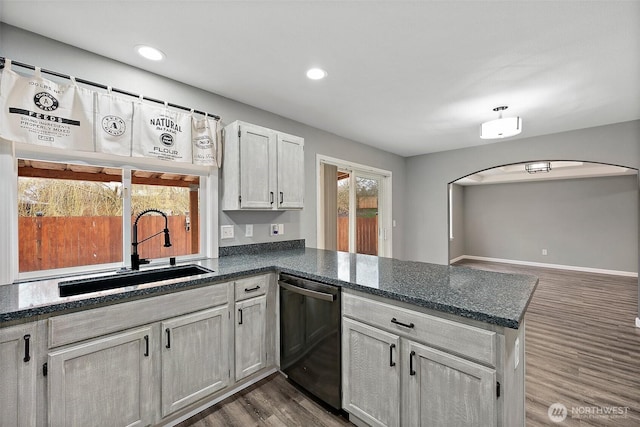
1 141 218 283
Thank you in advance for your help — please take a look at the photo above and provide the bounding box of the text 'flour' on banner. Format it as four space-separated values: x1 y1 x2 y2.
133 101 192 162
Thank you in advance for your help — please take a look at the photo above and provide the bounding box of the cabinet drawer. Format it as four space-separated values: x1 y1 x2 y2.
49 282 230 348
343 293 496 367
234 275 268 301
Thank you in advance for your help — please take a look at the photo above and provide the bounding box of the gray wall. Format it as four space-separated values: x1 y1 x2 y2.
449 183 465 260
405 120 640 265
0 24 407 259
461 175 638 273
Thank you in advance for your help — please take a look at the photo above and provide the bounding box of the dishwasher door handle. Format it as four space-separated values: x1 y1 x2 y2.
278 280 337 302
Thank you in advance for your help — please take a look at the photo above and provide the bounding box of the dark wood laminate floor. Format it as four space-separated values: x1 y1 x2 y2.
179 260 640 426
455 259 640 427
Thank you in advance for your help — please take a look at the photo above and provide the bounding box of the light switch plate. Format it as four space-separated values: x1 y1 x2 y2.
221 225 234 239
514 337 520 369
245 224 253 237
278 224 284 235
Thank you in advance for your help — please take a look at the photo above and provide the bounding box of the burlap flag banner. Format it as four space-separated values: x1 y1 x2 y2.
95 88 134 157
191 114 222 167
132 101 192 162
0 59 94 151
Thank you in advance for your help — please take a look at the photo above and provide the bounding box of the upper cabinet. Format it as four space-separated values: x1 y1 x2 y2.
222 121 304 210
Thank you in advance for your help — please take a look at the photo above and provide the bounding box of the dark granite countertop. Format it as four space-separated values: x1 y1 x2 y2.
0 248 538 329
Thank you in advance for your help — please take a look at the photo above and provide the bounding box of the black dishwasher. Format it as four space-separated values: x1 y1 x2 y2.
278 273 341 410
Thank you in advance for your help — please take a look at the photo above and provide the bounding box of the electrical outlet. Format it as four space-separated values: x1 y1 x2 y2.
542 249 548 256
278 224 284 235
245 224 253 237
270 224 279 236
221 225 234 239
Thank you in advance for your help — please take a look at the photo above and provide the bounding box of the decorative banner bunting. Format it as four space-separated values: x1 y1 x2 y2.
0 58 222 168
133 101 192 163
191 115 222 167
95 89 134 157
0 59 94 151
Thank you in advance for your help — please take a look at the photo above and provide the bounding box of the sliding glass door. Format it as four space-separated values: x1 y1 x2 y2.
321 157 390 257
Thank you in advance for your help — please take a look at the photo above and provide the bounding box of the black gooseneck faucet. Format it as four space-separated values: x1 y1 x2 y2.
131 209 172 270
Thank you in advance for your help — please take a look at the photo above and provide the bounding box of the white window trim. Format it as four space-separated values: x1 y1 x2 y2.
0 140 218 284
316 154 393 258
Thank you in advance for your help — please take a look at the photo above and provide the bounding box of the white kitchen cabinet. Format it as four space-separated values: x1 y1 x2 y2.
235 295 267 380
342 291 518 427
276 132 304 209
0 323 37 427
342 317 401 427
406 341 496 427
222 120 304 210
161 305 230 417
48 326 154 427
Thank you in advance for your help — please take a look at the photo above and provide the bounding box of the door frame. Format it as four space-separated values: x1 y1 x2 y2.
316 154 392 257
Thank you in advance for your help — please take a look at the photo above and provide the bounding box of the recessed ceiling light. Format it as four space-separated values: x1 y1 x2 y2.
306 68 327 80
136 45 165 61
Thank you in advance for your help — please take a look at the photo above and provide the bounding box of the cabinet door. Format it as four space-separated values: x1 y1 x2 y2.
406 341 497 427
276 133 304 209
239 123 274 209
48 327 154 427
0 323 37 427
342 318 400 427
235 295 267 380
161 305 230 417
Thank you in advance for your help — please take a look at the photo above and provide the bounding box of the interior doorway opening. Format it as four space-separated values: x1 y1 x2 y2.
447 160 638 276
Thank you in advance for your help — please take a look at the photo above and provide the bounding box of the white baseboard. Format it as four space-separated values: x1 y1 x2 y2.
451 255 638 278
449 255 466 264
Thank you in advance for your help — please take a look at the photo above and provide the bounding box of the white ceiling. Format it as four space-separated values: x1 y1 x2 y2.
1 1 639 157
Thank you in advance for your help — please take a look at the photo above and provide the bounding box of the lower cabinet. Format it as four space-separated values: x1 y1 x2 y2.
342 318 401 427
406 341 496 427
161 305 230 417
235 295 267 380
48 327 154 427
342 292 512 427
0 322 37 427
4 273 276 426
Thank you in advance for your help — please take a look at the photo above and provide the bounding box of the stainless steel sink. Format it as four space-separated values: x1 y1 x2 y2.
58 264 214 297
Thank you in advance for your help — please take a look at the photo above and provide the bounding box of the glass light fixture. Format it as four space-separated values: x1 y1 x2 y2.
525 162 552 174
480 106 522 139
136 45 165 61
306 68 328 80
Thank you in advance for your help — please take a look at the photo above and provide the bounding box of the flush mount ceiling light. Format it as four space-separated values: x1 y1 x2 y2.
525 162 552 174
306 68 328 80
480 106 522 139
136 45 165 61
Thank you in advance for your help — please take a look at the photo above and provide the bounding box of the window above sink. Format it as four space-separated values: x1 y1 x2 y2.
0 142 218 284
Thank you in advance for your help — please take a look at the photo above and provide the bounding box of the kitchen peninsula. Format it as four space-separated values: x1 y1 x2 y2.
0 245 537 426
